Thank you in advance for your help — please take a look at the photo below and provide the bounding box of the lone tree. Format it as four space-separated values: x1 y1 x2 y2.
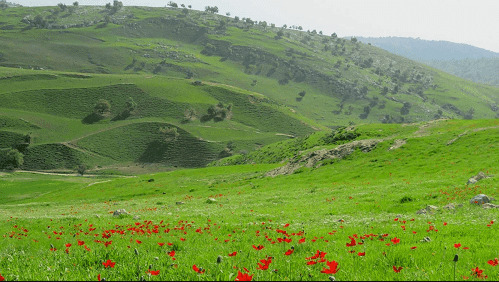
167 1 178 7
5 149 23 170
94 99 111 116
76 164 86 175
159 126 180 142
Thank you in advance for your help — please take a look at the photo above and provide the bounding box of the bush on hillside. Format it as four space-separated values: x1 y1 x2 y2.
0 149 24 169
322 126 360 145
159 126 179 142
94 99 111 115
201 102 232 122
76 164 86 175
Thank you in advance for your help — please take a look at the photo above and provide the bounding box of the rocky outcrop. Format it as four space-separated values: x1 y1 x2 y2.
265 139 381 177
466 172 492 185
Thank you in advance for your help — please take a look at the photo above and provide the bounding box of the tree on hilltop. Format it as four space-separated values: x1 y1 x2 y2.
205 6 218 13
73 1 78 6
167 1 178 8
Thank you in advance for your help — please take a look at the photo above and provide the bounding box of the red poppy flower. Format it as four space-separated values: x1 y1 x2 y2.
284 249 294 256
252 244 264 250
443 222 448 226
463 247 469 250
168 250 175 257
228 251 237 257
257 257 272 270
136 240 142 244
391 237 400 244
393 266 403 273
487 258 499 266
50 248 57 251
235 270 253 281
158 243 165 247
180 238 186 241
321 260 339 274
78 240 85 246
471 267 487 279
102 259 116 268
193 264 205 274
65 243 72 248
283 223 290 228
97 274 101 281
84 245 91 252
411 246 417 250
357 252 365 256
146 270 160 275
454 243 461 248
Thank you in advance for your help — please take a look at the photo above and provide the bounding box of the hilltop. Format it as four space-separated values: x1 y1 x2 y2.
0 4 498 171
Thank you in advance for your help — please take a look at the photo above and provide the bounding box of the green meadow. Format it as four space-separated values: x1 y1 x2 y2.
1 119 499 281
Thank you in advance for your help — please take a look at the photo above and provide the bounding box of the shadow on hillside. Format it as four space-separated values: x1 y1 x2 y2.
111 111 131 122
81 113 102 124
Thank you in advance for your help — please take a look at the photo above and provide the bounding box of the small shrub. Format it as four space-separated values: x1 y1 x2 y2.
400 196 414 204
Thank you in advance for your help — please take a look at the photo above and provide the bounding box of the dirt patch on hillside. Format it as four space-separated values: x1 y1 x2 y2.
388 139 406 151
265 139 382 177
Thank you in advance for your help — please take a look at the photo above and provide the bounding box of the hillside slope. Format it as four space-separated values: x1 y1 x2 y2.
1 5 498 171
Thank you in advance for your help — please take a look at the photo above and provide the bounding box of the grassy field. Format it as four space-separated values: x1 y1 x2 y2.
1 119 498 281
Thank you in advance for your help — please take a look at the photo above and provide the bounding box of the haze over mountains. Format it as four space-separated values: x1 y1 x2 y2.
356 36 499 86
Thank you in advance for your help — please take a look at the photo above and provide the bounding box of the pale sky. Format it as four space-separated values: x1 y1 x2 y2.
15 0 499 53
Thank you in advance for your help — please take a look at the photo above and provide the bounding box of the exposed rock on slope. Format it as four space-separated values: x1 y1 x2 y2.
265 139 381 177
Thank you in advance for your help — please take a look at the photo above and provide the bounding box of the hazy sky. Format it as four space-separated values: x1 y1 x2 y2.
14 0 499 53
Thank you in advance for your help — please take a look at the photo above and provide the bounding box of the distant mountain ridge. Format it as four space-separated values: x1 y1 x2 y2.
355 36 499 86
355 36 499 61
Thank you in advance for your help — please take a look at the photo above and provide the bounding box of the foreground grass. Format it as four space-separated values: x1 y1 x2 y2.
1 119 499 281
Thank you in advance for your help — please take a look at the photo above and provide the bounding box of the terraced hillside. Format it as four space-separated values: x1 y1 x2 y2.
0 68 320 170
0 4 498 171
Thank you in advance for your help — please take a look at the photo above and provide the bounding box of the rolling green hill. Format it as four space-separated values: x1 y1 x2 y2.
0 4 498 171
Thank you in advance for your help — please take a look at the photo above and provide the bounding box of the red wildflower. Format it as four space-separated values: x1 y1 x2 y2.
252 244 264 250
146 270 160 276
471 267 487 279
321 260 339 274
444 222 448 226
228 251 237 257
393 266 403 273
454 243 461 248
391 237 400 244
257 257 272 270
102 259 116 268
284 223 290 228
487 258 499 266
104 241 112 247
84 245 91 252
346 237 357 247
306 261 317 265
65 243 72 248
463 247 469 250
97 274 101 281
284 249 294 256
357 252 365 256
158 243 165 246
192 264 205 274
180 238 186 241
78 240 85 246
136 240 142 244
0 274 4 282
235 270 253 281
50 248 57 251
411 246 417 250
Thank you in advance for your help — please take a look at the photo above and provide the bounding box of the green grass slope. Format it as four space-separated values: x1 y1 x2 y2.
0 119 498 280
